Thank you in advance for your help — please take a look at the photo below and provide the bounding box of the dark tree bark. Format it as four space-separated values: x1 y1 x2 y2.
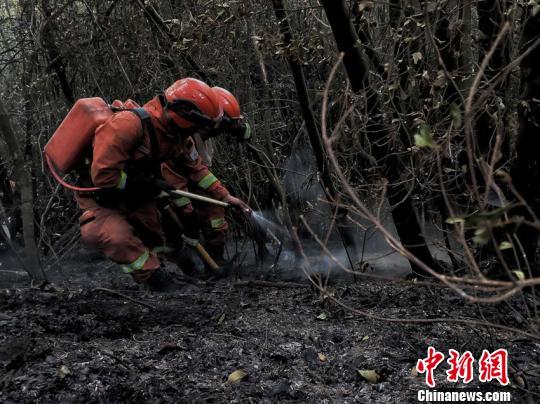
321 0 438 275
351 4 385 79
21 0 38 160
244 13 298 250
0 101 45 282
512 10 540 276
40 0 75 105
271 0 357 261
432 5 465 271
271 0 333 188
475 0 511 159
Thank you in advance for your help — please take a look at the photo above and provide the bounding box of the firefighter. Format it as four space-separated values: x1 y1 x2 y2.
160 86 252 270
75 78 230 291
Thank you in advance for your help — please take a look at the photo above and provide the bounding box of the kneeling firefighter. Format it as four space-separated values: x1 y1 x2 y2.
160 86 252 268
44 78 242 290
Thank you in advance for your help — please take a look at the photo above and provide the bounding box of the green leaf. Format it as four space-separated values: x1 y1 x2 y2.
218 313 226 324
316 312 328 321
227 369 248 384
449 103 462 129
414 124 436 149
446 217 465 225
499 241 513 251
473 228 490 246
512 270 525 281
58 365 70 379
358 369 380 383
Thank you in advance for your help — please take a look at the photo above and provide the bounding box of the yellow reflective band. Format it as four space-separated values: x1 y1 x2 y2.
152 245 174 255
173 197 191 207
116 170 128 190
197 173 218 190
210 217 225 229
122 249 150 273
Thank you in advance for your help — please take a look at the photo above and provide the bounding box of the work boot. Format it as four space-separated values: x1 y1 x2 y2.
145 268 185 293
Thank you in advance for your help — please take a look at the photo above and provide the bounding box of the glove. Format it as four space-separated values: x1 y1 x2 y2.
223 194 252 215
231 122 252 141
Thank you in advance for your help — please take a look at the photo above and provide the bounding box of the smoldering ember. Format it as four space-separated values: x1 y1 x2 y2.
0 1 539 403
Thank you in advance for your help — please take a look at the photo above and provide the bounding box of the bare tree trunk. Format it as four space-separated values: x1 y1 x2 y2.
321 0 438 275
0 101 45 282
40 0 75 105
460 0 473 91
475 0 511 159
512 10 540 276
245 13 298 249
271 0 357 262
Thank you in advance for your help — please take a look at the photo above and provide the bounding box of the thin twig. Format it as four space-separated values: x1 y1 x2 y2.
94 287 156 310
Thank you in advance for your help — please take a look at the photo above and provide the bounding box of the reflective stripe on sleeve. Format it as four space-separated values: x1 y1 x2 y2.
116 170 128 190
197 173 218 190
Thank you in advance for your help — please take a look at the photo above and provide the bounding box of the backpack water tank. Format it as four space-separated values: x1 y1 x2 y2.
44 98 113 173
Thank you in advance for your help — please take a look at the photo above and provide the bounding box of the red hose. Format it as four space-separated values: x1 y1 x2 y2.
45 154 101 192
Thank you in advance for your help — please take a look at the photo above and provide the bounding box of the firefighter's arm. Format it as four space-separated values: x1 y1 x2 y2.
91 112 143 189
183 148 252 214
180 137 230 201
230 121 252 142
160 162 192 209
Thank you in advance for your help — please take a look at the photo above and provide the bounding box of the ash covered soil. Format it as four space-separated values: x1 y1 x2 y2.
1 253 539 403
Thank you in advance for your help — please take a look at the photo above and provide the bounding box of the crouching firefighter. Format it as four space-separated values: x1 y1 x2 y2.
44 78 226 291
160 86 253 270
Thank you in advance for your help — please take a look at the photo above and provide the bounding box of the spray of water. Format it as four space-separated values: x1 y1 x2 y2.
251 211 283 233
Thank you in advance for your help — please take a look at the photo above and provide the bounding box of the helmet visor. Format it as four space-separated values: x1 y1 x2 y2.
166 98 222 129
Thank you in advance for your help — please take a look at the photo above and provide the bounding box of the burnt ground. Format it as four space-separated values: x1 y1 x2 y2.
0 248 539 403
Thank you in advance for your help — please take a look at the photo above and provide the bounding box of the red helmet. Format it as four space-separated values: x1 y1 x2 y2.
212 87 243 121
164 78 223 129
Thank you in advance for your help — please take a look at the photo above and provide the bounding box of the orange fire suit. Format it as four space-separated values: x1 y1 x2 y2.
75 97 205 281
161 151 229 250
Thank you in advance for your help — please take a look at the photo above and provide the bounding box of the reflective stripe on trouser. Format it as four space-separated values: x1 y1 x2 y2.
210 217 225 229
122 249 151 273
152 245 175 255
78 206 162 281
199 203 228 246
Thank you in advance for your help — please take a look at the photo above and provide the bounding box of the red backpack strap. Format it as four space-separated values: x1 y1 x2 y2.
128 108 159 163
